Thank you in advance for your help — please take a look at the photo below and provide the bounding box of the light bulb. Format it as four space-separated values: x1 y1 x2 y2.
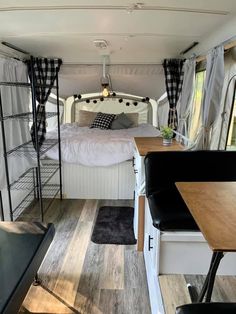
102 87 109 97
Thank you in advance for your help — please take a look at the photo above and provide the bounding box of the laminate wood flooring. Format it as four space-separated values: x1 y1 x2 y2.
19 199 151 314
159 274 236 314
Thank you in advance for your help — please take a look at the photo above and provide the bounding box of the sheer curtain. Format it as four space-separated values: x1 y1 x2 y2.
191 46 224 150
176 58 196 145
0 58 35 189
210 48 236 149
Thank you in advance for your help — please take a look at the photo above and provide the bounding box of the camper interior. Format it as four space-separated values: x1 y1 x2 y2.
1 1 236 314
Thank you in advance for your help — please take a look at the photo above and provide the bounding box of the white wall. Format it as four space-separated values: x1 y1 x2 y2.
58 64 166 100
186 15 236 58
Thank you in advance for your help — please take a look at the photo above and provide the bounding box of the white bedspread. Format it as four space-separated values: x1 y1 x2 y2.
45 123 160 166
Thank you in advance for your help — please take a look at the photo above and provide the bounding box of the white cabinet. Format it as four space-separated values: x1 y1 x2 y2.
133 147 146 251
144 198 165 314
133 149 145 192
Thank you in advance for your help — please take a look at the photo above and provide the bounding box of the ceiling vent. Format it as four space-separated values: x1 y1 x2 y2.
93 39 108 50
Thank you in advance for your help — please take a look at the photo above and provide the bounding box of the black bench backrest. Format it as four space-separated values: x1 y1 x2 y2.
145 150 236 197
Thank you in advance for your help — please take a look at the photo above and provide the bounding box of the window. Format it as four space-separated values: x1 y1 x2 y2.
189 70 206 141
226 82 236 149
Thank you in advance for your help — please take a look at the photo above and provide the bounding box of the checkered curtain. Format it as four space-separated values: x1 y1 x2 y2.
27 58 62 148
163 59 185 129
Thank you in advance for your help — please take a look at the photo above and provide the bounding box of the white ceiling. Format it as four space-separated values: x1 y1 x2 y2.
0 0 236 64
0 0 236 99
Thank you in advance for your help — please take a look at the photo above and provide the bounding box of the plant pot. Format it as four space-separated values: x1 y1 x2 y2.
163 138 172 146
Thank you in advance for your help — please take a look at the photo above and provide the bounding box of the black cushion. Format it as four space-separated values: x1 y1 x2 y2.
176 302 236 314
110 112 133 129
144 150 236 231
90 112 116 129
148 188 199 231
0 222 55 314
145 150 236 198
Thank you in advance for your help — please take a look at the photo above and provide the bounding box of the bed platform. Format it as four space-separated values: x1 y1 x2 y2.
46 94 159 200
62 160 135 199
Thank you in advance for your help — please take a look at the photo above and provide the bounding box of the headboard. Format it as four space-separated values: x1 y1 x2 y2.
64 92 156 125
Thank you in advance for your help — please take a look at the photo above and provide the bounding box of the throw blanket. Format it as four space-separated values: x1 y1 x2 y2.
45 123 160 166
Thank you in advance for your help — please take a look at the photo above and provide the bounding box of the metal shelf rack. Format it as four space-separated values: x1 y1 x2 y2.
13 184 60 220
2 111 58 121
0 58 62 222
6 138 58 157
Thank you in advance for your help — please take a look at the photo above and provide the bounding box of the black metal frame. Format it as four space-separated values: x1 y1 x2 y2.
0 56 62 222
187 251 224 303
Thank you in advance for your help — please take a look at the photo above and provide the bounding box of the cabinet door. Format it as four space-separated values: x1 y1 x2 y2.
144 200 158 270
144 199 164 314
133 186 139 239
133 150 145 191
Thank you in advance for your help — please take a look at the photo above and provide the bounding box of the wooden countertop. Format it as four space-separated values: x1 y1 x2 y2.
176 182 236 252
134 137 184 156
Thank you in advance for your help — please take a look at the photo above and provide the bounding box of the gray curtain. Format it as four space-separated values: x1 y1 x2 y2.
176 58 196 145
210 48 236 149
192 46 224 150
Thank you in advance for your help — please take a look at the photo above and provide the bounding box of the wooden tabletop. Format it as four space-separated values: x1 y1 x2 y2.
134 137 184 156
176 182 236 252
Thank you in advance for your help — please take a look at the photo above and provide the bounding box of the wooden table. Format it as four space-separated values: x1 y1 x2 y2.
176 182 236 302
134 137 184 156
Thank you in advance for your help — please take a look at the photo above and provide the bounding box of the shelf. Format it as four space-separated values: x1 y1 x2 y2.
7 138 58 157
0 75 61 222
1 111 58 121
13 184 60 219
10 161 60 190
0 82 30 87
0 82 56 89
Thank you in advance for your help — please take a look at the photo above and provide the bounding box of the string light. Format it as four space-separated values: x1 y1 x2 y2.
74 94 151 105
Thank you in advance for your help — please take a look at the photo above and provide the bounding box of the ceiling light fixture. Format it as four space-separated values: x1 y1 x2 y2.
101 55 110 97
127 2 144 13
93 39 108 50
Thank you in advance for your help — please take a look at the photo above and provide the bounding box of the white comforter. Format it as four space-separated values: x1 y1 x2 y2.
46 123 160 167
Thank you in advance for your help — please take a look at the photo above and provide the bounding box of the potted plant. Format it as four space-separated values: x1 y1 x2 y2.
160 126 174 145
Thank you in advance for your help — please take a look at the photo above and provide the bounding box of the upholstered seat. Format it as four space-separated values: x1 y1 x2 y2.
148 188 199 231
144 150 236 232
176 302 236 314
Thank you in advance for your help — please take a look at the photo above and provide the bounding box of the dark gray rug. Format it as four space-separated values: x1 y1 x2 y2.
91 206 137 245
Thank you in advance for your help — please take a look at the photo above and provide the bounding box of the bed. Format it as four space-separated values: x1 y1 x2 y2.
46 93 160 199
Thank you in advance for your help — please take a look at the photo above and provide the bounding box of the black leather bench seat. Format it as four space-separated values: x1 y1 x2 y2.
176 302 236 314
148 189 199 231
144 151 236 232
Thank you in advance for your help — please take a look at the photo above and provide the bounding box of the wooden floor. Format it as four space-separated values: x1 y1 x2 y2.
18 199 151 314
17 197 236 314
160 274 236 314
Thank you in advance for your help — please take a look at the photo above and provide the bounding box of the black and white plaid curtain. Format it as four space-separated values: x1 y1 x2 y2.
27 58 62 148
163 59 184 129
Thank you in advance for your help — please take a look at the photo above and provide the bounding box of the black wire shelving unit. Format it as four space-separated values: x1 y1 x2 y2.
0 58 63 222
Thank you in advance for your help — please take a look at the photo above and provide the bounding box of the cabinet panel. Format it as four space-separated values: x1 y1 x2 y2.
144 198 164 314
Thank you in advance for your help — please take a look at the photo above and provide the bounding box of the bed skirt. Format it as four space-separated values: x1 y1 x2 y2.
61 160 135 199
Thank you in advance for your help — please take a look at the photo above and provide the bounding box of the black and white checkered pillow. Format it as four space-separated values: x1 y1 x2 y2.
90 112 116 129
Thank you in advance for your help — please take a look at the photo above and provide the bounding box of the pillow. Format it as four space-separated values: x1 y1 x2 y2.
90 112 116 129
78 110 97 126
78 110 139 127
110 112 133 130
125 113 139 127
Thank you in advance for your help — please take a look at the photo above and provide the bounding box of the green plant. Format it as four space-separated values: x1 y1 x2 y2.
160 126 174 139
